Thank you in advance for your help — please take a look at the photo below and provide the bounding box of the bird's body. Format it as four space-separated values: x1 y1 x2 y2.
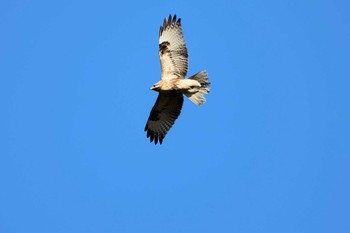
145 15 211 144
151 78 200 92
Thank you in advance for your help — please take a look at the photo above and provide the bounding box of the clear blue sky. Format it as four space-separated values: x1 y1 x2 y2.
1 0 349 232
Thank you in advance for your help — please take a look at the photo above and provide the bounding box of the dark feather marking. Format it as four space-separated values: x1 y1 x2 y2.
159 41 170 55
159 26 163 37
168 14 172 25
175 48 188 58
177 18 181 26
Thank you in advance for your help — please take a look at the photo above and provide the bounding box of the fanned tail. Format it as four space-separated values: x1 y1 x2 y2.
185 70 211 106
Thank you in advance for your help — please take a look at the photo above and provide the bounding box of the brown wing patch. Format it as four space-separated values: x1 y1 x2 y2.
159 41 170 55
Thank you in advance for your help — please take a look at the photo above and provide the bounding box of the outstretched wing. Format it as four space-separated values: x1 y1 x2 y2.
145 93 184 144
159 14 188 80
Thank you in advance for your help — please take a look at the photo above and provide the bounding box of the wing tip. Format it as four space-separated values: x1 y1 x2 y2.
159 14 182 36
145 124 164 145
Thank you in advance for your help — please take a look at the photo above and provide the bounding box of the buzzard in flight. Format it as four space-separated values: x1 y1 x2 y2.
145 15 211 144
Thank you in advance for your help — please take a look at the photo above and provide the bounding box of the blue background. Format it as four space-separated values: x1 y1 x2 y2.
1 0 349 232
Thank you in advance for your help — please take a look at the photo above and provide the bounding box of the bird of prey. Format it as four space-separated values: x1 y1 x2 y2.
145 14 211 145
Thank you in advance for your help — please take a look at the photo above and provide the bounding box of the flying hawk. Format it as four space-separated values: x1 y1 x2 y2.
145 15 211 145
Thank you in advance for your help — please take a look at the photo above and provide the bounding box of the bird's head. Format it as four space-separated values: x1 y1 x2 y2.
150 83 160 91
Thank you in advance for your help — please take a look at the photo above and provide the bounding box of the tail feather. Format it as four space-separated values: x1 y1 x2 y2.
185 70 211 106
